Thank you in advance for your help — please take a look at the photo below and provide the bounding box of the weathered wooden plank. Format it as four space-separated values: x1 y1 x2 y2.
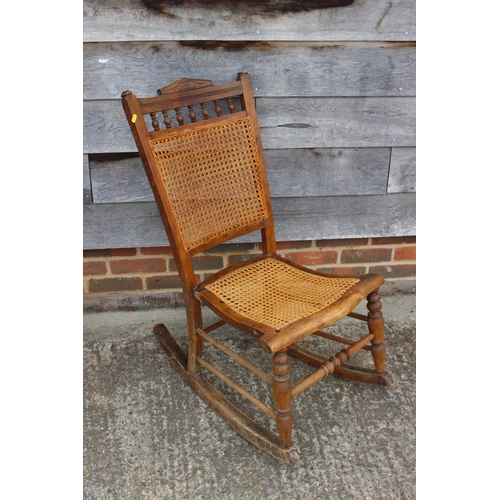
90 148 390 203
388 147 416 193
257 97 416 149
83 193 416 249
271 193 416 241
83 97 415 153
84 41 415 100
83 0 416 42
84 201 167 249
265 148 390 197
91 155 150 203
84 99 132 153
83 155 92 204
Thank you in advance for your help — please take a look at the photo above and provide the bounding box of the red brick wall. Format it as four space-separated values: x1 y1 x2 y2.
83 237 416 311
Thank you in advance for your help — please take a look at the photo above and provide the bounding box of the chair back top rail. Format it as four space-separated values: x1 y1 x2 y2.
134 81 244 122
157 77 214 95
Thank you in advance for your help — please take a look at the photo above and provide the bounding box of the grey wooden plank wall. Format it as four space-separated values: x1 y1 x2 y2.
83 0 416 250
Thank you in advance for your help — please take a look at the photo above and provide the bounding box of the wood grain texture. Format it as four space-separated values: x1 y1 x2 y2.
83 155 92 204
265 148 391 197
84 41 415 100
388 147 416 193
270 194 416 241
84 202 168 249
89 148 391 203
84 97 416 153
90 155 150 203
83 193 416 249
83 0 416 42
257 97 416 149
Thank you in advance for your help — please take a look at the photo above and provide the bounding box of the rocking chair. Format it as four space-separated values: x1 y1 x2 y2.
121 73 393 464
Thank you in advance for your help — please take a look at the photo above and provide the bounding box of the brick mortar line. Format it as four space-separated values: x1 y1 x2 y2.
84 255 170 277
282 246 414 253
103 264 417 278
83 275 416 298
83 254 414 273
85 264 415 284
84 258 416 277
83 252 416 276
311 260 416 267
84 246 415 270
83 244 416 265
84 289 181 297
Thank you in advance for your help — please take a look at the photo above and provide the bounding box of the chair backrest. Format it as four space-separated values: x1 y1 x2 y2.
121 73 276 289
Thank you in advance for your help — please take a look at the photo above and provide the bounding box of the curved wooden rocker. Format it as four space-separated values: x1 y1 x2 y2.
121 73 394 464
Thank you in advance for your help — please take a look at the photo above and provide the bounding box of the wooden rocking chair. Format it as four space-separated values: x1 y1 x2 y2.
121 73 393 464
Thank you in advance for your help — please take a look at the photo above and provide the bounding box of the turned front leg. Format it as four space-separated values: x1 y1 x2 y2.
272 349 293 447
367 289 386 374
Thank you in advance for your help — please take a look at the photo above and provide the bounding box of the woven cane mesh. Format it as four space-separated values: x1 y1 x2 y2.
204 258 360 331
149 117 268 252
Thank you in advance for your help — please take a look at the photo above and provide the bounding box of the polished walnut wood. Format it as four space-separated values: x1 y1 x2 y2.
121 73 394 463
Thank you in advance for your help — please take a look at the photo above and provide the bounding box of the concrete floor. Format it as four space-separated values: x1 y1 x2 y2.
83 294 416 500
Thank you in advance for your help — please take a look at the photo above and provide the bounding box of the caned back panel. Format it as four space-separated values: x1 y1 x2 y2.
148 116 269 253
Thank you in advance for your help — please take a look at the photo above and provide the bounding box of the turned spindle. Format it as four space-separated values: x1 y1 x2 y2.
175 107 185 126
162 110 172 129
367 289 386 374
201 102 209 120
227 96 235 114
150 112 160 131
272 349 293 447
188 105 197 123
214 99 222 117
